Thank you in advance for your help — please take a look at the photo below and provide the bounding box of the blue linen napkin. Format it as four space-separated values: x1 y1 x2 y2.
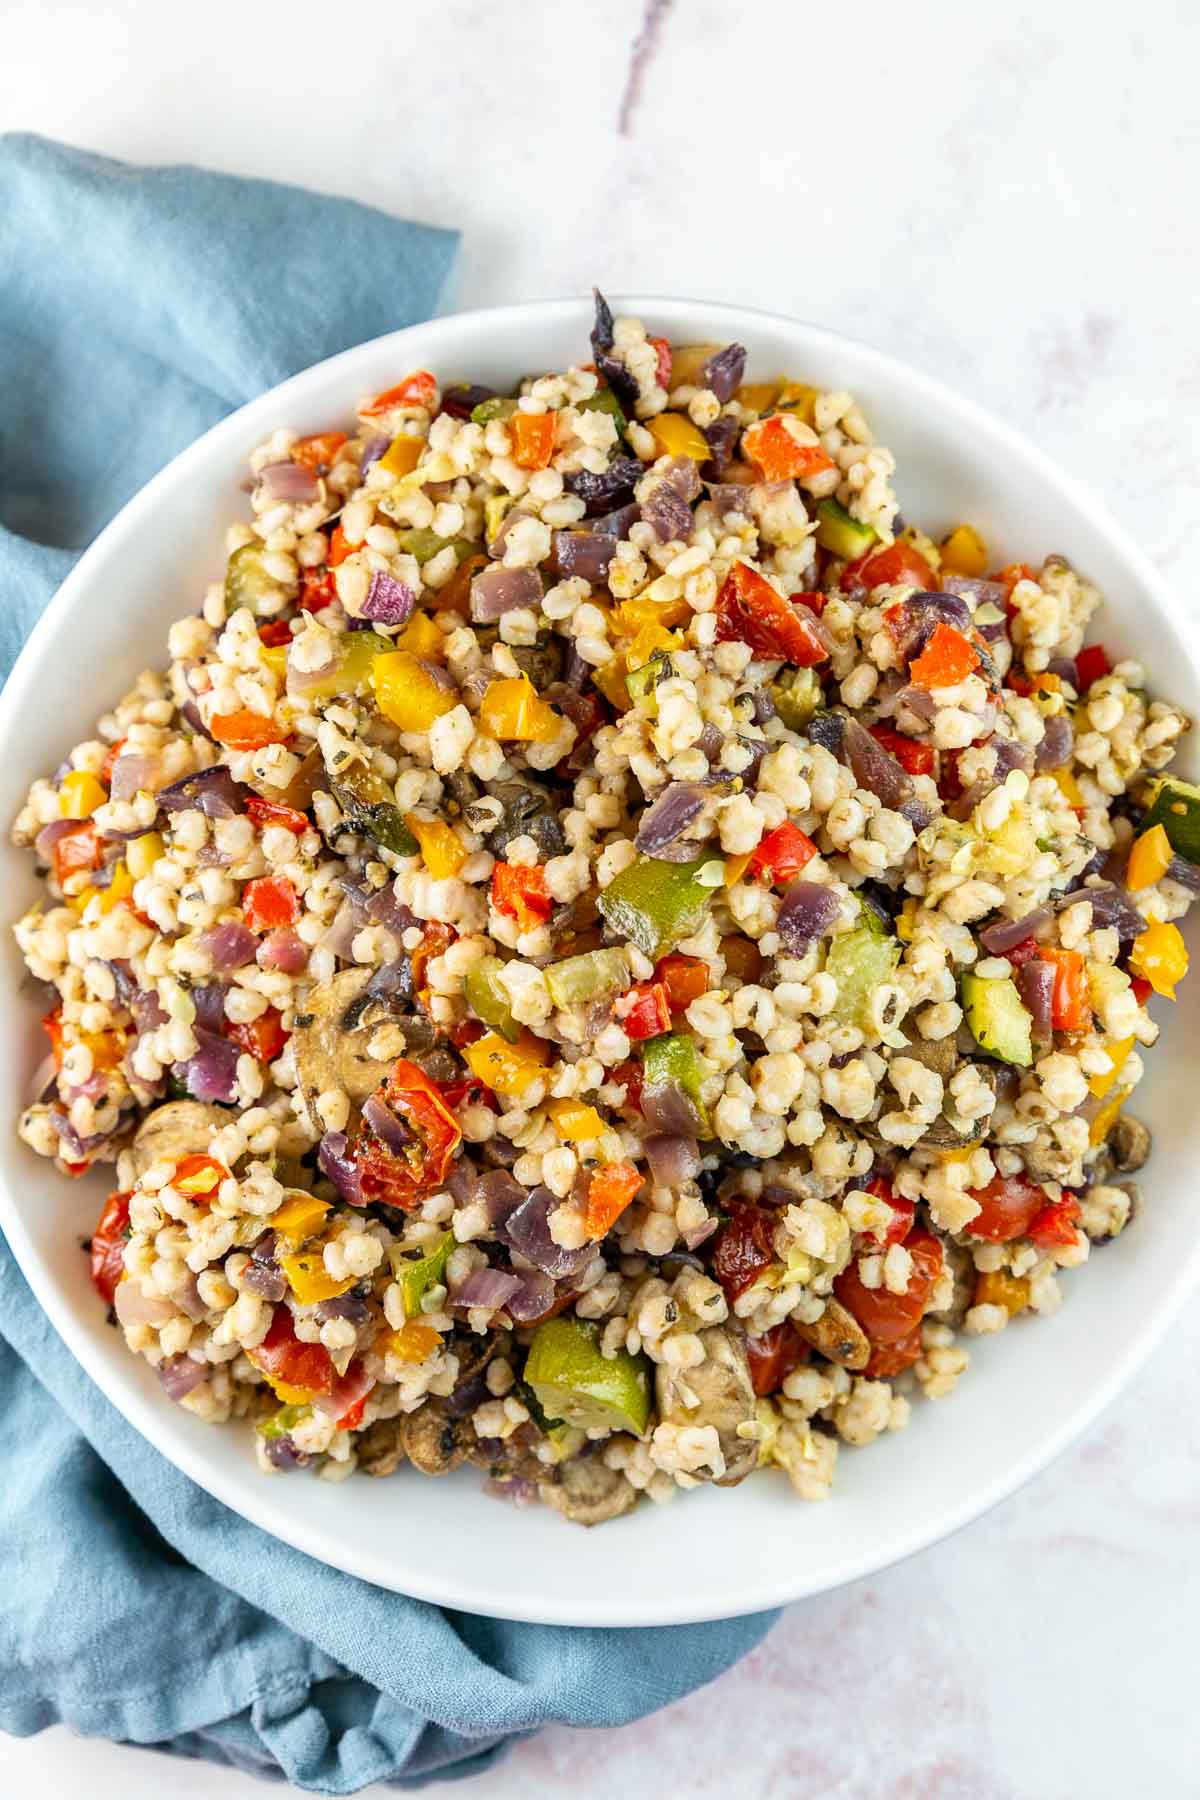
0 135 775 1793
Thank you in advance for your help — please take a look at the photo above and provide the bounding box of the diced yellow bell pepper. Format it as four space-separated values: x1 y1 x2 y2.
721 853 751 888
774 382 820 425
280 1249 357 1306
394 611 444 661
380 433 423 477
259 644 288 681
91 862 133 915
59 770 107 819
939 1140 982 1163
372 651 457 731
390 451 456 495
645 412 711 462
384 1321 442 1363
974 1269 1030 1316
1089 1090 1126 1146
478 675 560 743
668 343 722 387
404 812 466 879
272 1193 332 1242
612 595 691 633
266 1376 321 1404
1053 768 1085 808
1126 823 1172 891
940 524 989 578
1129 920 1188 999
126 832 165 880
591 659 632 711
734 382 780 414
896 897 919 943
463 1029 549 1097
624 622 683 672
484 494 512 544
983 811 1035 877
549 1099 606 1142
1088 1035 1135 1100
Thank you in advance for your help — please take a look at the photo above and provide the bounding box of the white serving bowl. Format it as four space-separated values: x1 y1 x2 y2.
1 299 1196 1627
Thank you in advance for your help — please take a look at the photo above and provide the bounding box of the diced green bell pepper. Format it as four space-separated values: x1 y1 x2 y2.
523 1316 651 1437
961 973 1033 1066
814 498 877 562
257 1402 312 1442
330 765 419 857
642 1030 711 1136
465 956 520 1042
1141 776 1200 864
826 924 901 1029
471 396 519 425
396 528 474 567
225 542 286 616
575 387 628 433
302 630 393 702
544 946 631 1009
390 1230 454 1317
598 855 715 960
770 667 822 732
625 650 675 716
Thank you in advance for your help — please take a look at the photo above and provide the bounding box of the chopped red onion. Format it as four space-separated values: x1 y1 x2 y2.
941 576 1007 609
979 907 1052 954
48 1105 109 1160
257 927 309 974
129 986 168 1033
683 1214 719 1251
191 984 228 1033
641 481 693 545
196 921 258 971
701 416 740 481
1017 960 1054 1034
1057 882 1144 941
660 456 702 503
890 591 972 662
590 288 640 406
701 343 747 403
1047 656 1079 689
590 502 641 540
26 1051 56 1107
635 782 706 858
174 1029 238 1104
565 456 644 517
109 751 166 803
777 881 841 954
313 1292 369 1324
553 530 618 583
180 699 215 741
362 571 416 626
470 564 543 622
1166 854 1200 894
641 1079 702 1137
1035 714 1074 770
892 684 938 725
241 1258 287 1302
478 1169 526 1228
644 1134 702 1187
506 1268 558 1324
501 1186 593 1279
34 818 79 863
362 1092 410 1156
313 1358 375 1420
114 1282 175 1328
441 382 497 420
450 1266 524 1311
319 900 361 960
176 1273 209 1322
259 461 320 504
705 480 754 520
843 717 910 811
157 1354 210 1402
286 644 342 697
318 1132 365 1206
360 434 391 474
158 765 245 819
265 1438 312 1471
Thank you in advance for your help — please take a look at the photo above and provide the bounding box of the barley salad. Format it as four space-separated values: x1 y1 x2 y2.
13 293 1197 1526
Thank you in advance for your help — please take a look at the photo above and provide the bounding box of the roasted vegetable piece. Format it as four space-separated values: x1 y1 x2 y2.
655 1325 758 1486
641 1031 711 1134
356 1058 462 1209
714 561 830 666
291 967 399 1125
464 956 520 1042
1140 776 1200 863
89 1190 132 1304
826 924 901 1030
961 973 1033 1066
814 497 877 561
963 1172 1048 1242
390 1229 454 1317
834 1228 943 1344
329 765 419 857
597 854 716 960
524 1316 652 1437
225 542 287 616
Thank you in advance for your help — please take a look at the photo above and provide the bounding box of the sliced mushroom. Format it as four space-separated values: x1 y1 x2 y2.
655 1325 758 1487
291 967 396 1126
356 1417 407 1479
399 1401 469 1476
1109 1114 1150 1173
276 743 325 814
130 1100 229 1178
463 1427 546 1483
540 1455 639 1527
895 1026 960 1081
480 777 565 860
793 1297 870 1371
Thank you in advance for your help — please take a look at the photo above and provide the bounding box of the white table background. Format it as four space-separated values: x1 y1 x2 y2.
2 1 1199 1793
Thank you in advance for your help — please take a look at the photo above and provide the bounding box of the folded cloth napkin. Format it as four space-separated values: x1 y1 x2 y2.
0 135 775 1794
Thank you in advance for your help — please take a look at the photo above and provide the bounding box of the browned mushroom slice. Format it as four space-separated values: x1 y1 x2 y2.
290 967 394 1127
356 1417 407 1479
1109 1114 1150 1173
130 1100 230 1179
793 1296 870 1371
399 1401 469 1476
655 1325 758 1487
540 1456 639 1527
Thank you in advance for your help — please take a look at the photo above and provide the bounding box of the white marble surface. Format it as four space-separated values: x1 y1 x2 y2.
3 0 1199 1793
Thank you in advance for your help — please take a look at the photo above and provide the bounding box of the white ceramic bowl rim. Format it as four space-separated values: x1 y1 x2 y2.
1 296 1197 1626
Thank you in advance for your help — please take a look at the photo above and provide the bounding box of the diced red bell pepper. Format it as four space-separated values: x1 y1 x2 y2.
411 920 456 1016
584 1162 643 1238
747 820 818 884
1131 975 1153 1006
89 1190 132 1305
712 1202 778 1303
1027 1196 1082 1251
299 567 337 613
257 619 292 648
746 1321 810 1397
863 1324 924 1380
844 540 938 593
1004 936 1041 969
251 1306 336 1395
292 431 347 473
908 621 981 691
209 710 292 750
864 1174 915 1245
869 725 935 777
1036 946 1090 1032
171 1153 228 1198
356 1058 463 1209
834 1228 942 1345
227 1007 288 1065
337 1394 367 1432
491 862 553 932
715 561 830 667
612 1059 644 1111
648 336 673 389
42 1008 66 1070
327 523 352 567
51 821 102 886
794 590 828 617
742 415 835 483
244 794 310 834
964 1172 1048 1242
101 737 127 784
614 980 672 1041
654 953 709 1009
242 875 299 933
1074 644 1111 690
361 371 438 417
